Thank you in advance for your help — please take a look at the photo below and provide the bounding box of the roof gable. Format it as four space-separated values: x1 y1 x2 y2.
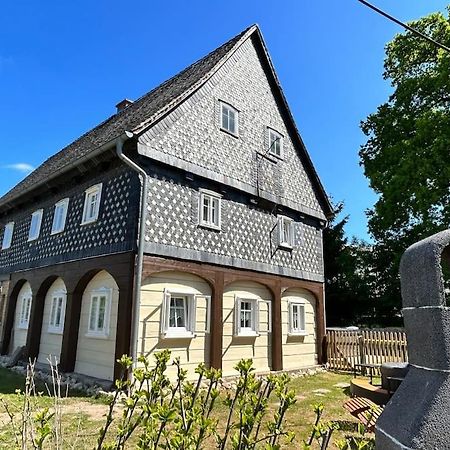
0 25 331 218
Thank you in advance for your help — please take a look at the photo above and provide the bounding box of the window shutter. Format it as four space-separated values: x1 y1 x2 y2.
205 295 211 333
160 289 171 335
288 302 293 334
190 295 197 333
191 191 200 225
254 300 260 334
234 295 241 336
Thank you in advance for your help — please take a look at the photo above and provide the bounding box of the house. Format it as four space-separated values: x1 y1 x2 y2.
0 25 332 382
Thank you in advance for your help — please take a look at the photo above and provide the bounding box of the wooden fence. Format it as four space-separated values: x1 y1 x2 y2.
325 328 408 372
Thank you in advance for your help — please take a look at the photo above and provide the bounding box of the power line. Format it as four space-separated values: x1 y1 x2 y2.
357 0 450 53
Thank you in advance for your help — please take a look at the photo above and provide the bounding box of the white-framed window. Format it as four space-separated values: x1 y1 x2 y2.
288 301 306 335
81 184 102 225
48 291 66 334
268 128 283 158
234 297 259 336
18 293 32 329
51 198 69 234
28 209 43 242
160 290 210 338
87 287 111 337
278 216 294 249
2 222 14 250
199 189 221 230
220 101 239 135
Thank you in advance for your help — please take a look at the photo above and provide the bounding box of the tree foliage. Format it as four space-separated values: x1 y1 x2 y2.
359 8 450 320
324 203 376 327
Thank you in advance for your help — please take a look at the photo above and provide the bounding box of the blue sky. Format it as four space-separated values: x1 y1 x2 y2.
0 0 448 240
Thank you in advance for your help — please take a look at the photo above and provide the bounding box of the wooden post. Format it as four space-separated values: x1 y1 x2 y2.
271 282 282 371
59 292 81 373
209 272 224 370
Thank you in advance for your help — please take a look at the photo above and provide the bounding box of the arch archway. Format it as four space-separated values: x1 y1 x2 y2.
222 280 274 376
8 281 33 354
140 270 213 379
34 277 68 367
281 287 318 370
71 270 120 381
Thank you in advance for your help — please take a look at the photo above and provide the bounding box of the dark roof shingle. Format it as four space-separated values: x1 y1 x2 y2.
0 26 252 208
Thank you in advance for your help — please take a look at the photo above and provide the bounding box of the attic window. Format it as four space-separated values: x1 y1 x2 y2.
268 128 283 158
220 101 238 136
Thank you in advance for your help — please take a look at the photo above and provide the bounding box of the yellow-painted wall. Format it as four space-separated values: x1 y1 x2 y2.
74 271 119 381
222 281 272 377
281 288 317 370
11 282 32 353
37 278 67 366
139 271 211 379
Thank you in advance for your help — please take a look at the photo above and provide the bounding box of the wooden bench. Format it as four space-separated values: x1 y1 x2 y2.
343 396 383 432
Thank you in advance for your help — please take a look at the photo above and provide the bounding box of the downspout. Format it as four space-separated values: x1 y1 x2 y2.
116 131 147 369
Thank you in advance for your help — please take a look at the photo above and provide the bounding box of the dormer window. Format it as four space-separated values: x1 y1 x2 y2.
268 129 283 158
51 198 69 234
199 189 221 230
278 216 294 249
81 184 102 225
28 209 43 241
220 101 238 136
2 222 14 250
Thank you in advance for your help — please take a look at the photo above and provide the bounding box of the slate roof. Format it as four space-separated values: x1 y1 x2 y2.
0 24 332 217
0 26 251 208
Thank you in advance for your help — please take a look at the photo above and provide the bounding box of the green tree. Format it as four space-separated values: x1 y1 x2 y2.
359 8 450 321
324 203 375 327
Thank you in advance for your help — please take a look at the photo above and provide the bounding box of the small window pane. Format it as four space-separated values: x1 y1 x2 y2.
90 297 98 331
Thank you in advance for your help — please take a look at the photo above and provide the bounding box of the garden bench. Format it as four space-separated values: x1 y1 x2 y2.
343 396 383 432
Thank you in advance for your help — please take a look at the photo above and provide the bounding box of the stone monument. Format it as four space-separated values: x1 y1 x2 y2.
376 230 450 449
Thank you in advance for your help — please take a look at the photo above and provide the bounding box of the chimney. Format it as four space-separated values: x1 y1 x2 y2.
116 98 134 113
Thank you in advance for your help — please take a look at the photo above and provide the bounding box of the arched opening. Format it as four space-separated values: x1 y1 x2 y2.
73 270 120 381
222 280 273 376
281 287 318 370
11 281 33 354
140 270 212 379
37 277 67 367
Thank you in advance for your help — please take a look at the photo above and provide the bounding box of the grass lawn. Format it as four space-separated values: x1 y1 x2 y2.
0 367 364 449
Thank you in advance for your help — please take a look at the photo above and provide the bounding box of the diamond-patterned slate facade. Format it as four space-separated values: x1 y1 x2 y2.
144 168 323 280
0 167 140 274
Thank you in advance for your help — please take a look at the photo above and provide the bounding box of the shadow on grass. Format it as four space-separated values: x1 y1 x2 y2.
0 367 104 401
334 419 360 433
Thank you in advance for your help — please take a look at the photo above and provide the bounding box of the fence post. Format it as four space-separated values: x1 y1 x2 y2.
358 333 365 367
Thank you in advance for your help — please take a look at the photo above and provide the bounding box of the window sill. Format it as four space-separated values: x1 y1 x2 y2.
81 217 99 226
256 151 283 164
278 243 293 251
198 223 222 232
288 332 308 337
162 331 196 339
235 331 259 338
17 324 29 330
220 127 239 139
50 229 64 236
27 237 39 243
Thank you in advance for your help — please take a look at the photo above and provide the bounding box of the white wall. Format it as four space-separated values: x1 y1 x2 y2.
139 271 211 379
37 278 67 366
74 271 119 381
11 282 32 353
